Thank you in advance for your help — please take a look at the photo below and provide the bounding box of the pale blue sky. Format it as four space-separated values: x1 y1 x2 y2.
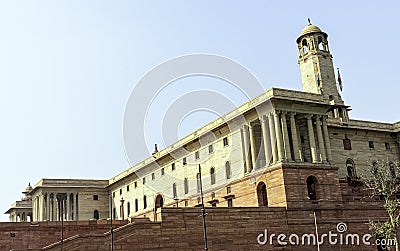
1 1 399 221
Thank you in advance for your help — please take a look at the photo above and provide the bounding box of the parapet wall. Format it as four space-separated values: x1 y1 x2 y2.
38 205 391 251
0 220 127 250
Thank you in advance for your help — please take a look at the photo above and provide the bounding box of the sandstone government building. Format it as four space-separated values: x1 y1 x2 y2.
2 21 400 250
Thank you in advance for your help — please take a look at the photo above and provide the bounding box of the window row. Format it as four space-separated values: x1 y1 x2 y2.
170 162 232 198
115 161 232 198
346 158 397 179
343 138 392 151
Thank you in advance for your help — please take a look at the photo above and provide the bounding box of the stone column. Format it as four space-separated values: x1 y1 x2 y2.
40 194 46 221
242 125 252 173
55 195 59 221
307 115 318 163
281 112 292 161
334 109 339 118
75 193 78 221
268 113 278 163
249 124 257 171
66 193 70 221
71 193 75 220
32 198 36 221
315 116 327 162
52 195 56 221
322 116 333 162
46 193 50 221
290 113 301 161
274 111 284 161
260 115 272 165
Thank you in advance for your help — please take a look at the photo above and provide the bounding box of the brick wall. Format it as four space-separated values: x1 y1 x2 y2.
37 205 393 251
0 220 127 250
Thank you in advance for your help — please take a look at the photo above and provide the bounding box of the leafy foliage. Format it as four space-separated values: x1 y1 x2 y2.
362 160 400 251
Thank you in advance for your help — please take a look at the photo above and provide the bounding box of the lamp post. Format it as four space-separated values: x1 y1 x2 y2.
56 193 67 251
109 194 114 251
198 164 208 251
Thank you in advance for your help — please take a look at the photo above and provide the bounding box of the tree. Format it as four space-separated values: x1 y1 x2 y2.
363 160 400 251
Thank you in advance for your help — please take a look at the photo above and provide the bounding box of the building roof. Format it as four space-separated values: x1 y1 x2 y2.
296 19 327 43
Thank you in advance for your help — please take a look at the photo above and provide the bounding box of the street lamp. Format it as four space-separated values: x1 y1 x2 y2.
109 193 114 251
198 164 208 251
56 193 67 251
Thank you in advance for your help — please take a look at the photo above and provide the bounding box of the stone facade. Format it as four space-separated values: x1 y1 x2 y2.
3 20 400 250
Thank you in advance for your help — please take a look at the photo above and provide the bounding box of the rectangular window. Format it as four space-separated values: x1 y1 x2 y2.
385 142 391 150
208 144 214 154
195 151 200 160
369 141 375 149
161 168 165 175
152 173 155 180
183 158 187 165
172 163 176 170
127 185 130 192
223 137 228 146
113 192 115 198
227 198 233 208
134 181 137 188
93 195 99 201
143 195 147 209
143 177 146 185
119 189 122 195
227 186 231 194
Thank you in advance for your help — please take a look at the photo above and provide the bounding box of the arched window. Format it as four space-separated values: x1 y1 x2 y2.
143 195 147 209
135 199 139 212
346 159 356 177
93 210 99 220
390 162 396 178
155 194 163 210
302 39 309 54
197 173 201 192
372 161 378 175
127 202 130 216
210 167 216 185
307 176 317 200
225 161 231 179
257 182 268 207
172 183 177 199
318 36 325 50
184 178 189 194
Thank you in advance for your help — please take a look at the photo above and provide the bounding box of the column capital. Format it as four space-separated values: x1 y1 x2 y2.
260 114 268 122
306 114 314 119
289 112 297 117
315 116 322 125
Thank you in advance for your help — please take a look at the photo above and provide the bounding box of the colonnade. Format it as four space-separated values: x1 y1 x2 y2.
32 192 79 221
241 111 332 172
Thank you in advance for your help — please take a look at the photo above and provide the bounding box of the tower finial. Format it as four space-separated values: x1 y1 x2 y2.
307 18 311 25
